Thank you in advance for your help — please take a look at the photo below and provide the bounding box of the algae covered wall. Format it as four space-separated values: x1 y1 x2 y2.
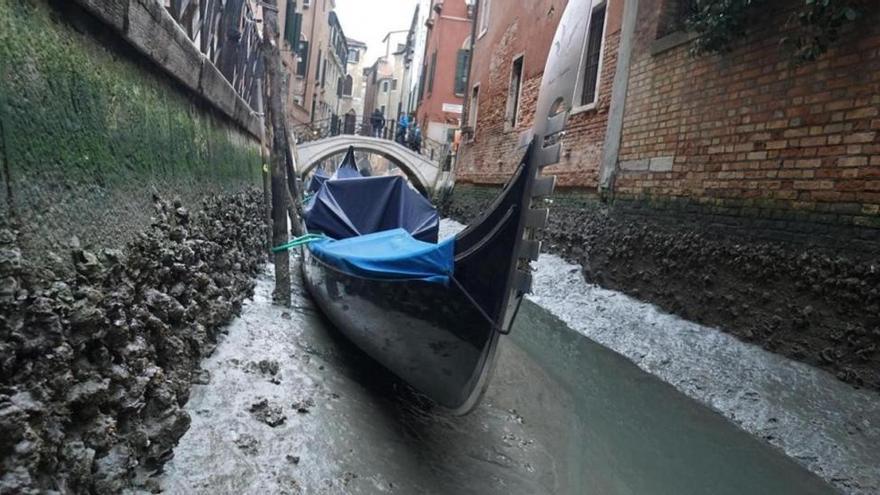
0 0 262 261
0 1 270 491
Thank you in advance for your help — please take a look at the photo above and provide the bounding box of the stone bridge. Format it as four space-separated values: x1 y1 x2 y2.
295 135 443 195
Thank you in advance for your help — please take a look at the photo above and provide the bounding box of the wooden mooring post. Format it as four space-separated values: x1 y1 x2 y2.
261 0 292 306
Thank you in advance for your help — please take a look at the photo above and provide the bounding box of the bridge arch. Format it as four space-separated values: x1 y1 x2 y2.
296 135 440 196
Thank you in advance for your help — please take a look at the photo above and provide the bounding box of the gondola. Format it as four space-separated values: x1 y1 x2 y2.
296 0 588 414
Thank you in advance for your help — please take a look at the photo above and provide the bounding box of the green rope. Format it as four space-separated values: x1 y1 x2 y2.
271 233 324 253
302 193 315 204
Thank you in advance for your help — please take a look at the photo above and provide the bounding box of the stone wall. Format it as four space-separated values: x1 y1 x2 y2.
0 0 262 263
0 189 266 493
1 0 269 492
444 184 880 393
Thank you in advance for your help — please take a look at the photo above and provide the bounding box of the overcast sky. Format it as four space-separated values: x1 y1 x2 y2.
333 0 419 66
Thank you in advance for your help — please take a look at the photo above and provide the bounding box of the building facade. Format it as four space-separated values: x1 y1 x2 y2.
277 0 348 133
456 0 879 236
611 0 880 233
414 0 473 144
456 0 622 186
339 38 368 131
363 47 408 136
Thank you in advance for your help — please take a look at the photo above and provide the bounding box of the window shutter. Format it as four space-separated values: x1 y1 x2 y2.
283 2 301 48
454 49 469 95
428 51 437 93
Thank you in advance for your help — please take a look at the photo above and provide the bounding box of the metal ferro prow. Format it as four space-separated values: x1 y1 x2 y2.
503 0 593 322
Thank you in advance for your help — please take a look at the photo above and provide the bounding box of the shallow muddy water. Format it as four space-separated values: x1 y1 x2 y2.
157 250 838 494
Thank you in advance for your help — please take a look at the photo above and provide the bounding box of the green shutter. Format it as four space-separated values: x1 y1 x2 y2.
454 49 469 95
283 2 301 49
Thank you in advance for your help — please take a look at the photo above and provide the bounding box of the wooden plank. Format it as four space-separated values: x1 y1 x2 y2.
72 0 129 32
198 60 238 121
125 0 202 93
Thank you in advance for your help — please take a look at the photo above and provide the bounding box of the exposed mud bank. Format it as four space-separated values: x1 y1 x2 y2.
443 186 880 393
0 188 265 493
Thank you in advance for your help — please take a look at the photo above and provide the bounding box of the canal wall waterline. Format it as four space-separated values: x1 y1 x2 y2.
0 0 262 266
442 184 880 394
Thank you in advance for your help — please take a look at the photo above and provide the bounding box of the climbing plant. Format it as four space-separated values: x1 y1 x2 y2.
686 0 866 62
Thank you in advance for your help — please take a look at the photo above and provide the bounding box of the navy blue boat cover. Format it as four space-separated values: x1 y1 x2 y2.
304 175 439 243
331 147 364 179
307 168 330 193
303 145 447 283
309 229 454 284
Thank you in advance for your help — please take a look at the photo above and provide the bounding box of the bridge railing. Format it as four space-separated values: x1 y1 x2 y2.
290 116 450 164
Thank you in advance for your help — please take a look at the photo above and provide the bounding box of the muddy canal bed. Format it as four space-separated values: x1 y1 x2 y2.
155 222 878 494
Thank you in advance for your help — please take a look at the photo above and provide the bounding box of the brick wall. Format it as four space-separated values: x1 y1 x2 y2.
457 0 623 188
615 0 880 229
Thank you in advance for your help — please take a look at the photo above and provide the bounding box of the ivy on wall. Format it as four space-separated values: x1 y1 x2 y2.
687 0 866 62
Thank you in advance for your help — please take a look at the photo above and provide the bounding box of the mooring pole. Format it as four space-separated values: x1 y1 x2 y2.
261 0 291 305
255 77 273 253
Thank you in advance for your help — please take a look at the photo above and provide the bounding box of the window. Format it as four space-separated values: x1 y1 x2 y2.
347 48 359 63
321 58 327 87
454 49 469 95
382 80 389 92
506 55 523 128
478 0 491 38
283 3 301 49
427 51 437 94
418 64 426 101
342 75 353 96
315 49 322 83
380 105 386 115
296 40 309 76
468 84 480 129
579 2 606 107
303 0 310 7
657 0 697 38
391 79 398 91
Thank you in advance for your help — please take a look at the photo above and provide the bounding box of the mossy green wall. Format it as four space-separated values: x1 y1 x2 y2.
0 0 262 259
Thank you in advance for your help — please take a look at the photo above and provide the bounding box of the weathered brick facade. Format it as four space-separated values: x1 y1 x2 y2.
457 0 624 187
615 0 880 231
457 0 880 241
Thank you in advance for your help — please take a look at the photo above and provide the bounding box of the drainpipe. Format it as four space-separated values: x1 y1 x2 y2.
598 0 640 197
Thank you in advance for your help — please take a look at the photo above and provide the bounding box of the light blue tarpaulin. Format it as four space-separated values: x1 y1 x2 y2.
309 228 454 284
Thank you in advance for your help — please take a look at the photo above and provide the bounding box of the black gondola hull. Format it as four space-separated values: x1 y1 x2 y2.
302 247 501 413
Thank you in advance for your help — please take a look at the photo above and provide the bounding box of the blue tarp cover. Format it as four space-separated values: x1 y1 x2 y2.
309 229 454 284
332 147 363 179
304 175 439 242
307 168 330 193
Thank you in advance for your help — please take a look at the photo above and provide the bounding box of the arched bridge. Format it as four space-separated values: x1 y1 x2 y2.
296 135 442 196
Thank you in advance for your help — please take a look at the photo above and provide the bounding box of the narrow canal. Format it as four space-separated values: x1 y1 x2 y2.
152 221 876 494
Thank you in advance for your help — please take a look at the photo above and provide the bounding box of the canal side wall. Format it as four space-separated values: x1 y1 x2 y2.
0 0 268 492
612 0 880 236
0 0 263 264
458 0 880 229
443 184 880 394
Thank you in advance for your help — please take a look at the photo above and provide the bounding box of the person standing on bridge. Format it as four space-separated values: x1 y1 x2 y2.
370 109 385 139
396 113 410 145
409 124 422 154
